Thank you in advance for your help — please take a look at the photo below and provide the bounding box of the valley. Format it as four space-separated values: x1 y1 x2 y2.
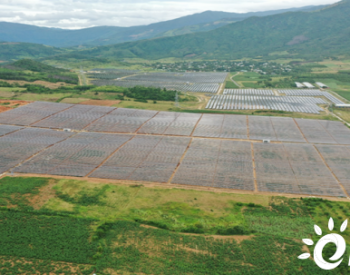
0 1 350 274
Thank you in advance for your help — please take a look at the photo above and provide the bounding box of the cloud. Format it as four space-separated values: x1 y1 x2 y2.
0 0 339 29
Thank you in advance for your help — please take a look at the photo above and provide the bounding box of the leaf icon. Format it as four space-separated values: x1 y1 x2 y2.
314 224 322 236
341 219 348 232
329 217 334 231
298 253 311 260
303 239 314 246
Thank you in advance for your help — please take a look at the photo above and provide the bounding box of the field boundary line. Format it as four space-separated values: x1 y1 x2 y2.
42 133 116 176
273 120 303 193
159 113 180 135
211 140 223 188
7 131 80 175
246 116 250 139
217 83 224 95
168 137 193 184
218 114 226 137
292 118 308 143
313 145 350 198
85 134 137 178
250 143 258 192
317 120 338 143
281 143 302 194
0 126 23 138
81 107 117 131
124 135 165 181
28 103 77 127
190 113 203 137
230 73 241 88
135 111 160 133
269 117 280 144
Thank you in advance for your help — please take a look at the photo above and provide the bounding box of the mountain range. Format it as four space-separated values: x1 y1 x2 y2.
70 0 350 61
1 1 349 62
0 5 327 48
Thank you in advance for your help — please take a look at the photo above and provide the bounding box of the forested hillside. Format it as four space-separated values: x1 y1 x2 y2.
0 42 64 61
70 0 349 60
0 59 78 84
0 5 326 48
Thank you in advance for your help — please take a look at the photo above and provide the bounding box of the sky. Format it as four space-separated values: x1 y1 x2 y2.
0 0 339 29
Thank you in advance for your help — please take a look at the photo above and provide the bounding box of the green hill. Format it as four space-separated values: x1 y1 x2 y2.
0 42 64 61
71 0 350 60
0 5 327 48
9 59 69 73
0 59 78 84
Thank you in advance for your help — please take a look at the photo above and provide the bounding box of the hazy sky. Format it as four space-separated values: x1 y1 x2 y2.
0 0 339 29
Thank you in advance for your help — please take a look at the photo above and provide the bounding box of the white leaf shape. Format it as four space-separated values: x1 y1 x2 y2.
341 219 348 232
303 239 314 246
315 224 322 236
329 217 334 231
298 253 311 260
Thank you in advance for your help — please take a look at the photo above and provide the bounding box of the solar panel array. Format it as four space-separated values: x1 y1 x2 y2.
0 128 73 174
86 108 157 133
270 117 306 143
206 95 326 113
123 72 227 83
90 71 226 94
92 80 220 94
33 104 114 130
15 133 132 177
139 112 201 136
0 102 350 198
278 89 345 104
88 69 138 79
0 125 22 137
316 145 350 195
0 101 72 126
193 114 248 139
254 143 345 197
223 89 274 96
1 102 350 145
90 136 190 183
294 119 350 144
172 139 255 190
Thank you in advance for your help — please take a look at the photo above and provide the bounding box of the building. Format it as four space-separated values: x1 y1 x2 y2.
316 82 328 88
303 82 315 89
335 104 350 108
295 82 304 88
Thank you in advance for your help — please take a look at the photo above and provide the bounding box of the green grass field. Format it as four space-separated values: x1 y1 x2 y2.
225 81 239 89
334 108 350 123
334 91 350 101
1 176 350 274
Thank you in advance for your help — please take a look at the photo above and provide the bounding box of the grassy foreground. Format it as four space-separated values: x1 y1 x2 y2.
1 176 350 274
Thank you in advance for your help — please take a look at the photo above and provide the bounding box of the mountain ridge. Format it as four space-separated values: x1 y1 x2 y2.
0 4 328 48
65 0 348 61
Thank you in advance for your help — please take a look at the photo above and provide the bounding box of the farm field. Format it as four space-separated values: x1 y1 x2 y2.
0 176 350 274
0 102 350 198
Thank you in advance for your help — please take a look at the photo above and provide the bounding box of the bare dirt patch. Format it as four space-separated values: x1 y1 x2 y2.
0 79 72 89
0 106 11 113
287 35 309 46
80 99 121 107
28 179 58 210
140 225 254 242
0 100 30 113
